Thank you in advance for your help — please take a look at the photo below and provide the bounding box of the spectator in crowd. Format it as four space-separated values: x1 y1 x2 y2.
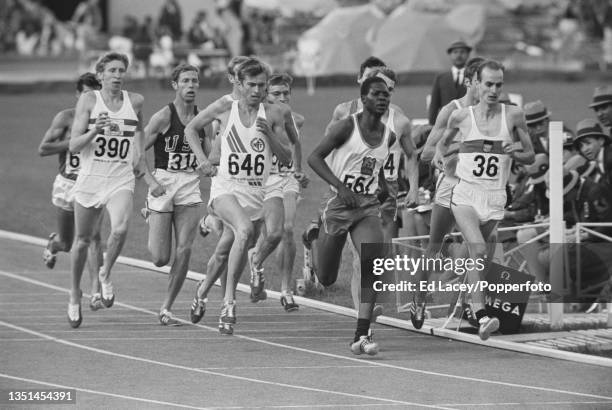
524 100 552 154
505 153 549 224
15 17 39 55
216 0 244 57
428 40 471 125
590 85 612 130
71 0 103 53
187 10 224 50
574 118 612 188
158 0 182 42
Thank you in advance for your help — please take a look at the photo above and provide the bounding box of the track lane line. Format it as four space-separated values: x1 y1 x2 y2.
2 270 612 402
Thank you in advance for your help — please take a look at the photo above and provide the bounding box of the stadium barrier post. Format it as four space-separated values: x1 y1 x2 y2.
549 121 564 328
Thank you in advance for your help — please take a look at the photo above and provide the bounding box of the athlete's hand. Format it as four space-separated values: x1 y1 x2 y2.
197 161 217 177
503 142 523 157
404 187 418 209
256 118 272 138
294 172 309 188
432 151 444 170
94 112 110 133
337 185 359 208
150 181 166 197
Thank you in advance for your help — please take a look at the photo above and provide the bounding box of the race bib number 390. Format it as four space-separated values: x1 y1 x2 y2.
94 136 131 160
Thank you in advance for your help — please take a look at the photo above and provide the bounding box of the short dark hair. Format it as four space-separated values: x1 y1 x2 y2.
77 72 101 92
359 56 386 76
360 76 387 96
269 72 293 88
465 57 485 81
476 59 504 81
95 52 129 73
227 55 249 76
235 57 270 82
368 67 397 87
171 63 199 83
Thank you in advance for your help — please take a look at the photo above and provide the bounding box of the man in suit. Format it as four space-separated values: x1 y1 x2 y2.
590 85 612 130
427 40 472 125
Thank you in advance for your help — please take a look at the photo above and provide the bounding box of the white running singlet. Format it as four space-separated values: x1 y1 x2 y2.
325 113 390 196
455 104 513 190
217 101 271 187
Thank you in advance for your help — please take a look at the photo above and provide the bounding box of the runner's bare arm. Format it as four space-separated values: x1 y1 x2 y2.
437 110 463 157
185 98 231 173
138 107 168 193
324 102 349 135
38 110 72 156
422 104 453 163
259 105 291 165
309 118 361 203
505 109 535 165
397 117 419 206
69 91 105 152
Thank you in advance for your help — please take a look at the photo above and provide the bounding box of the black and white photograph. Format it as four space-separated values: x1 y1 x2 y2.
1 0 611 408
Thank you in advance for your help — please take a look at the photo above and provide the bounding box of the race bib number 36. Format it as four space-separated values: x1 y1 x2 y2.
472 154 499 179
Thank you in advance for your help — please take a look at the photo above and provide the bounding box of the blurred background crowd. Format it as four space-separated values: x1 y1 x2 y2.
1 0 611 78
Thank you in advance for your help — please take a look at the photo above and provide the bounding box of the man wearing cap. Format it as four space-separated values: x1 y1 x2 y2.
428 40 472 125
590 85 612 130
524 100 552 154
574 118 612 189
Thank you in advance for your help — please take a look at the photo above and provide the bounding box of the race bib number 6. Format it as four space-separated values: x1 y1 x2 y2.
66 152 81 174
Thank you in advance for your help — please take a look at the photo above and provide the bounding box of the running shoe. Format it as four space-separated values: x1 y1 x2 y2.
372 304 384 322
159 309 181 326
280 293 299 312
68 303 82 329
220 301 236 324
198 215 211 238
190 295 206 324
43 233 58 269
409 300 426 329
89 293 104 311
301 219 320 250
248 249 267 302
462 304 479 328
218 319 234 335
478 316 500 341
350 333 379 356
100 276 115 308
140 207 150 223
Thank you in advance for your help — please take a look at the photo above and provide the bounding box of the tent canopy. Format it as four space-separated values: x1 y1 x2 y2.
294 3 486 75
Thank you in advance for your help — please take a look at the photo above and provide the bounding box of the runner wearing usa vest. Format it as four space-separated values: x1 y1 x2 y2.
139 64 207 326
183 57 291 334
67 52 145 328
439 60 534 341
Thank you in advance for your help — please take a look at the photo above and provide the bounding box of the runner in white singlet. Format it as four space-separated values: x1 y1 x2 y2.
438 60 535 341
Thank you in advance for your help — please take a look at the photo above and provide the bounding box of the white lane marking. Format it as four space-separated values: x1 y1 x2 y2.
2 269 612 402
438 401 612 407
0 373 210 409
0 321 449 409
